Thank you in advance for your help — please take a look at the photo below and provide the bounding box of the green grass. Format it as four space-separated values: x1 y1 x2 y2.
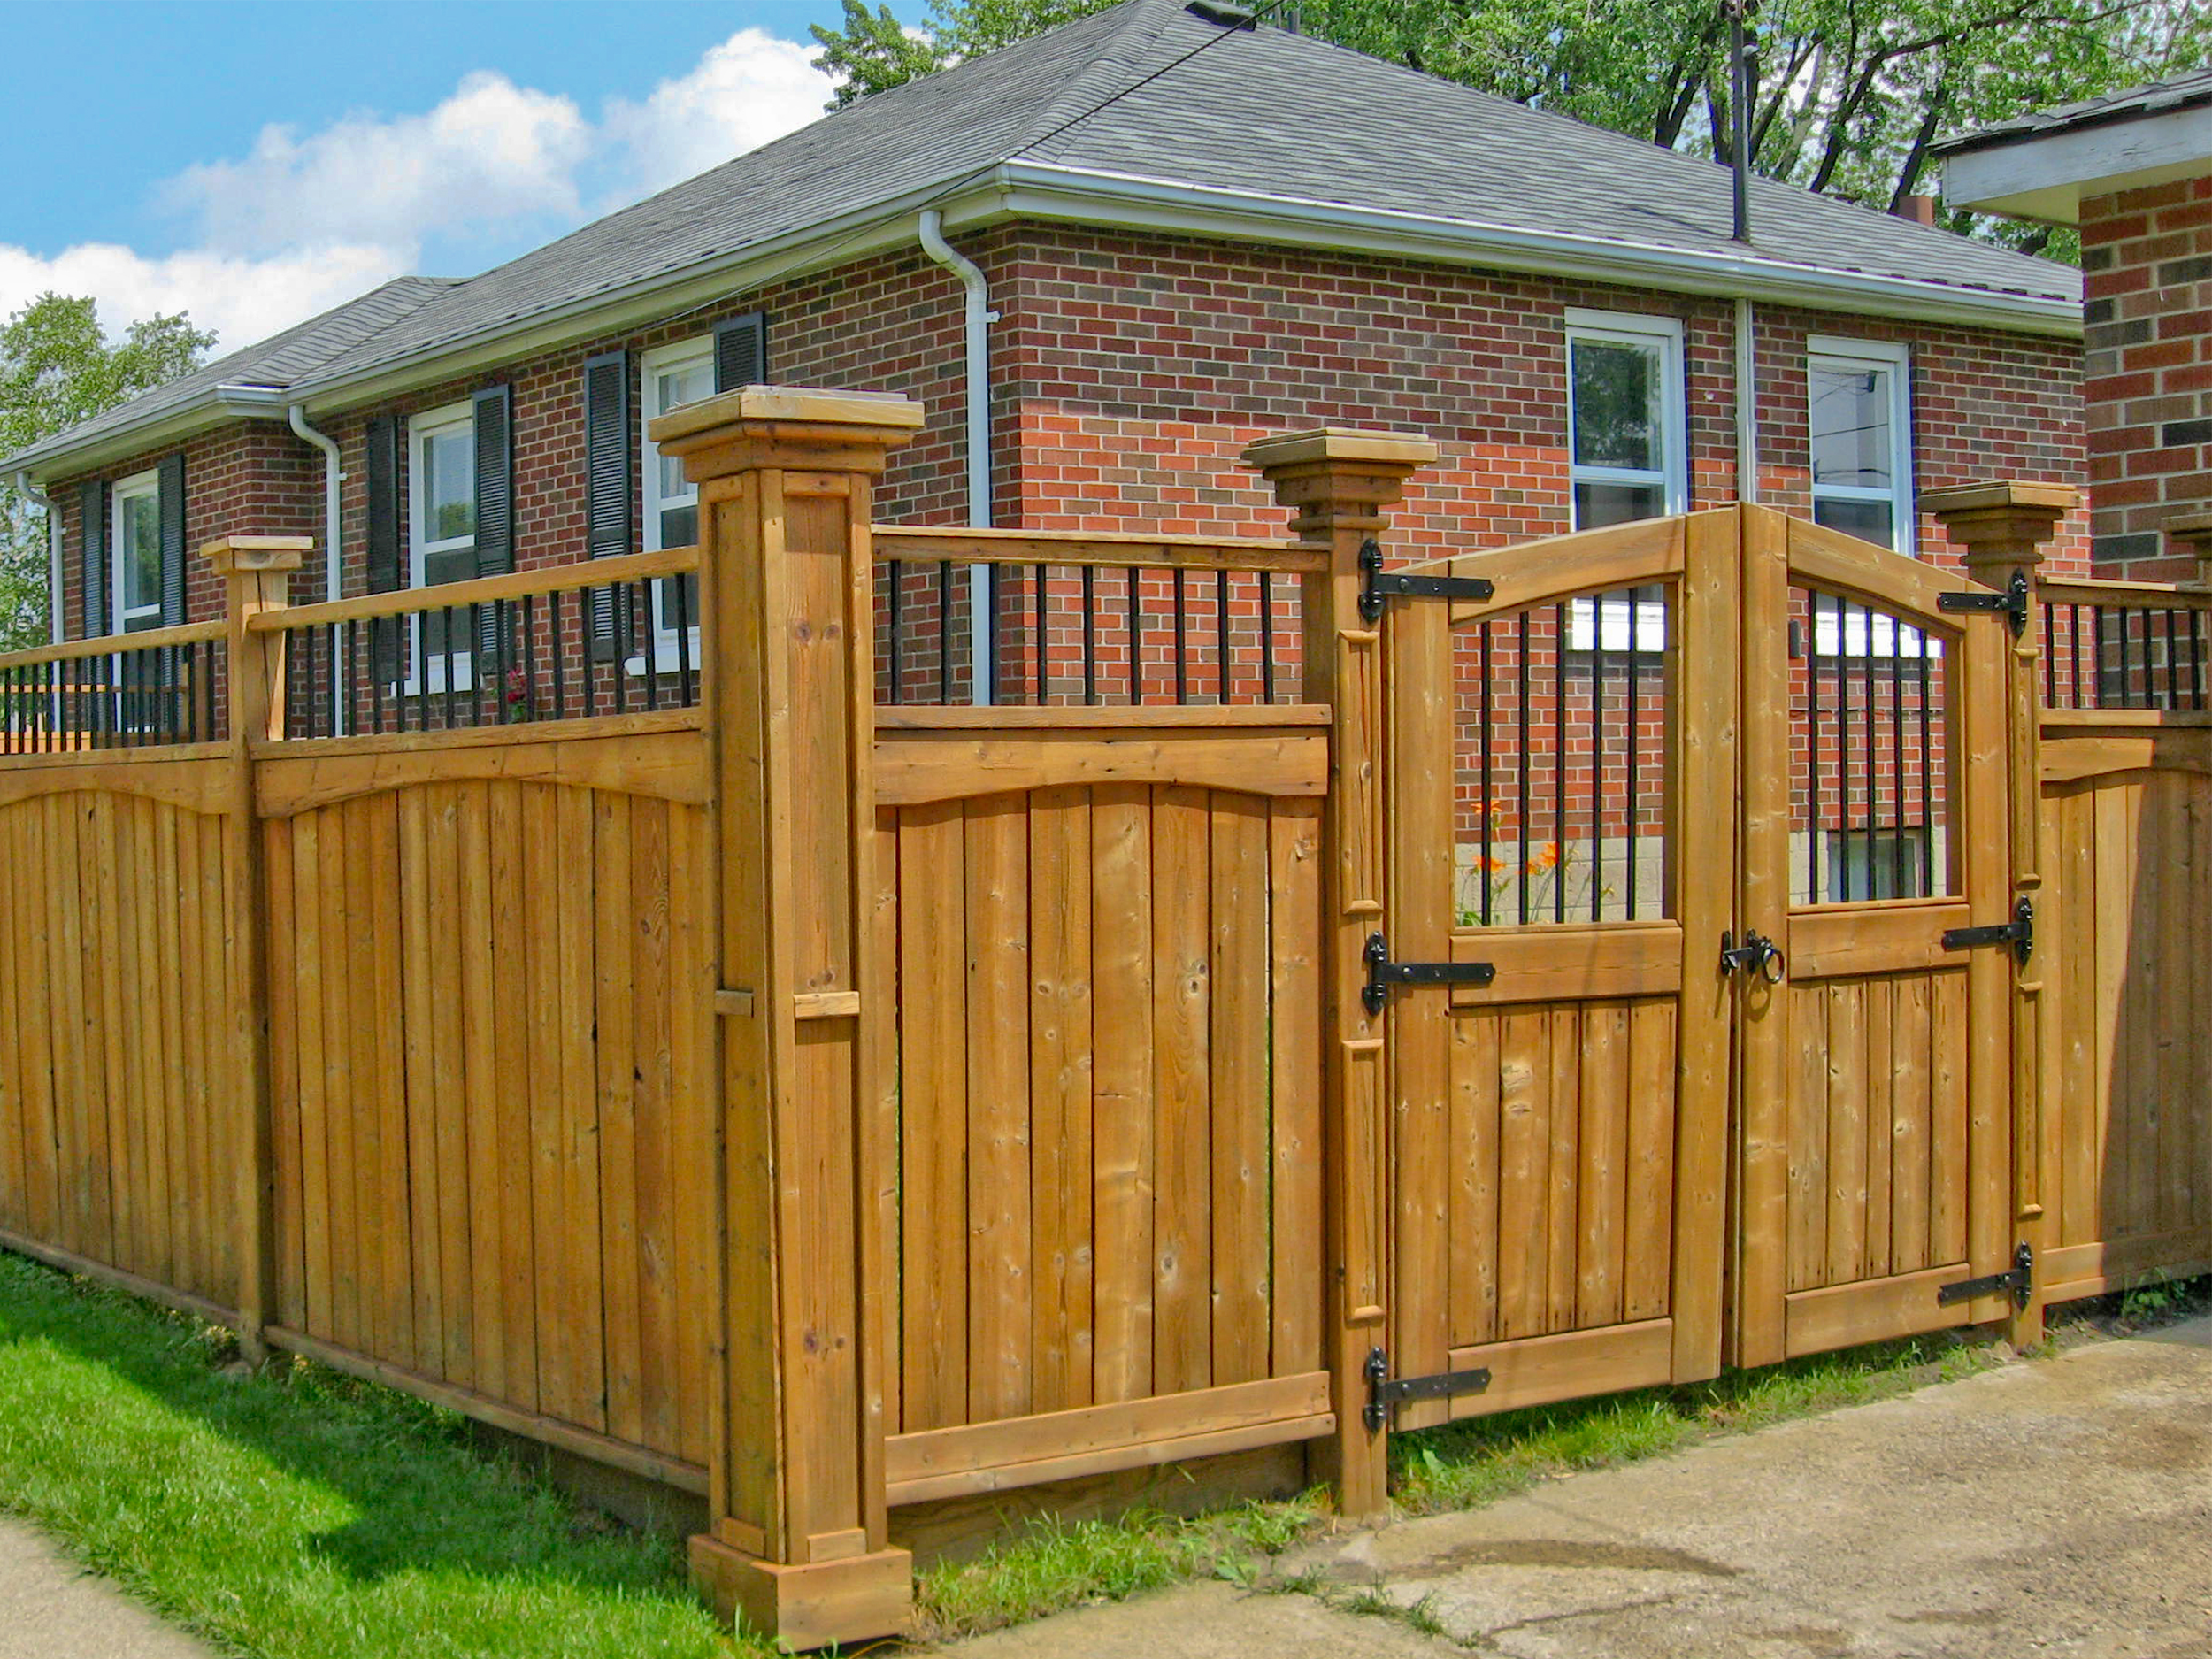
3 1240 2200 1657
0 1251 750 1659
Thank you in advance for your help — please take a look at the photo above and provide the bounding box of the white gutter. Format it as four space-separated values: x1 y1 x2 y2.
918 208 1000 705
288 404 347 735
987 162 2085 337
1734 298 1758 504
13 473 60 643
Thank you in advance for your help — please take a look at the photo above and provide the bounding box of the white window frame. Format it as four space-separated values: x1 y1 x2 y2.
111 468 162 634
1807 335 1915 556
635 336 711 672
407 400 476 694
1565 311 1685 650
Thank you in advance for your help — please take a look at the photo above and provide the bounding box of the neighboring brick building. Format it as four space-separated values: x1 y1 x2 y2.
1938 68 2212 579
9 0 2091 651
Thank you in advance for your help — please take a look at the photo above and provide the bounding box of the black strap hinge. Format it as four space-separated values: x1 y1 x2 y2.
1935 569 2031 638
1937 1242 2033 1309
1364 1346 1492 1432
1359 539 1494 623
1941 895 2033 965
1363 932 1495 1016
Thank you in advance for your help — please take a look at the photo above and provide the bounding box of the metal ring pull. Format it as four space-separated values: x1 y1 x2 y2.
1759 942 1786 984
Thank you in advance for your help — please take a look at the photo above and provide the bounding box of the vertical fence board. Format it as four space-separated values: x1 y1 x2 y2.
964 797 1033 1423
1268 797 1324 1378
1090 785 1155 1406
1151 786 1212 1397
1028 787 1094 1418
897 801 968 1432
1209 793 1271 1389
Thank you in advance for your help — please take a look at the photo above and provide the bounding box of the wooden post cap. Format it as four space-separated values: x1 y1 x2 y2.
649 386 924 482
201 535 310 575
1240 427 1440 473
1240 427 1440 527
1922 480 2077 577
2168 510 2212 585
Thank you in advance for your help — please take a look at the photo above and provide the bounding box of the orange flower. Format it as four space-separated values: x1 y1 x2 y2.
1528 841 1561 873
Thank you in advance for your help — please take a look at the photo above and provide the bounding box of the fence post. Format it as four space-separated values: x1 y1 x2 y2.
1241 429 1437 1518
1925 483 2076 1351
203 534 308 1363
649 388 923 1649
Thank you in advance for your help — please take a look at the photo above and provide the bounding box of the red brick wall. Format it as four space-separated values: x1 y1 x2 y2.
44 220 2089 637
2080 175 2212 579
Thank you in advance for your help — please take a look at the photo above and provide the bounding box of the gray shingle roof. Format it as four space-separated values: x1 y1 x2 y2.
13 0 2080 476
1934 65 2212 157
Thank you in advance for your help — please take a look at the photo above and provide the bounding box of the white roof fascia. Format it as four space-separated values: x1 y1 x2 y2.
12 383 293 486
989 162 2082 336
1939 101 2212 226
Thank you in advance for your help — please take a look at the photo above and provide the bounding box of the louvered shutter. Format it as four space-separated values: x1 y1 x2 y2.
79 480 107 639
157 452 187 627
583 351 632 661
472 383 513 664
365 414 403 680
713 311 767 393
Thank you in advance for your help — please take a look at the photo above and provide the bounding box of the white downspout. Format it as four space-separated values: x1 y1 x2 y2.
1734 297 1759 503
918 208 999 704
13 472 60 643
288 404 346 731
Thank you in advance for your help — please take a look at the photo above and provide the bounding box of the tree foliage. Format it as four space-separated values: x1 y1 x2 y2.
810 0 2210 250
0 296 213 650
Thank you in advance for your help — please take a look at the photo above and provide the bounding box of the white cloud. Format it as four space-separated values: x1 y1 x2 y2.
164 73 595 257
27 30 836 353
0 241 409 357
599 28 832 203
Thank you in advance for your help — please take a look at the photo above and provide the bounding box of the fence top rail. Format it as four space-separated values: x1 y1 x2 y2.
876 703 1333 731
871 523 1329 573
251 544 700 634
2039 575 2212 609
0 619 227 672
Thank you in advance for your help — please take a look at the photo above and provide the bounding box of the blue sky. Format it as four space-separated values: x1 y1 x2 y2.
0 0 853 347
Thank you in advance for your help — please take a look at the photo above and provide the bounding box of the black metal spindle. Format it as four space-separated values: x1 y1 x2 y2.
1082 565 1098 707
1862 602 1878 902
1554 601 1567 924
2042 596 2056 709
2193 605 2205 712
1480 618 1494 926
885 561 903 705
1126 567 1142 704
675 571 695 710
549 590 566 720
1890 623 1906 898
1517 609 1531 926
1590 595 1604 922
1258 570 1275 705
1172 567 1188 706
1625 590 1639 922
1917 618 1932 893
443 605 459 730
1034 563 1048 705
1217 570 1233 705
1805 592 1822 904
938 560 954 704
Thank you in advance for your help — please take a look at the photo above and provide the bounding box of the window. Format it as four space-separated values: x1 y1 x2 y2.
111 470 162 634
408 402 476 688
640 338 712 658
1567 311 1686 530
1808 337 1913 553
1566 311 1684 650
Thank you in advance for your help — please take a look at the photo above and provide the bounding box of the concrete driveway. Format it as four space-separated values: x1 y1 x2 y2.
948 1317 2212 1658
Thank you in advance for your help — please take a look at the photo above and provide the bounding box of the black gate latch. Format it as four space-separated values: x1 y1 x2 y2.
1935 570 2031 638
1941 895 2033 965
1358 538 1495 623
1937 1242 2034 1309
1364 1347 1492 1432
1363 932 1496 1015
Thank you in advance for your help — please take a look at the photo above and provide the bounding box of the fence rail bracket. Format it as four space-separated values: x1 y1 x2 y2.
1937 1242 2034 1309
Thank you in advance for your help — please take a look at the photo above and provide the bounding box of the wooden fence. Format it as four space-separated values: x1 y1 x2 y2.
0 392 2205 1649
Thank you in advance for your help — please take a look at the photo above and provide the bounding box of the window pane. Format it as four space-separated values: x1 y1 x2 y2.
1571 339 1659 472
422 427 474 543
653 359 712 419
120 493 161 611
659 503 698 549
1810 363 1892 490
1575 480 1665 528
1813 495 1893 548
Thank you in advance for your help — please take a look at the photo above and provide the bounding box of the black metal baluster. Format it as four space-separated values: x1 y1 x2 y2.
1805 592 1821 905
1082 565 1098 707
444 605 459 730
1127 567 1142 704
1259 571 1276 706
1217 569 1233 705
675 570 695 710
1034 562 1048 705
885 561 903 705
2166 608 2181 710
1172 567 1188 706
1625 590 1639 922
2193 605 2205 712
549 590 566 720
1917 616 1932 893
1862 601 1877 902
1480 618 1494 926
2042 595 2056 709
1590 594 1604 922
2069 603 2083 710
1891 621 1906 898
1517 609 1531 926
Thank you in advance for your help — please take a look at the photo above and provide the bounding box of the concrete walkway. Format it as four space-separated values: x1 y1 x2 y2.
0 1517 214 1659
949 1318 2212 1658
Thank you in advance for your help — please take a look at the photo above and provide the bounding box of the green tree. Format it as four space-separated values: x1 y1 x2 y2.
0 296 212 650
808 0 2209 250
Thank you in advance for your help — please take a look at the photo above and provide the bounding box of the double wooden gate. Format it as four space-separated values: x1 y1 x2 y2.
1378 504 2030 1424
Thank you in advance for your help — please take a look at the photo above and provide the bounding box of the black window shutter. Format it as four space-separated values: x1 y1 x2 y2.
472 383 514 663
365 414 402 680
583 351 631 661
713 311 767 393
157 451 187 627
80 480 107 638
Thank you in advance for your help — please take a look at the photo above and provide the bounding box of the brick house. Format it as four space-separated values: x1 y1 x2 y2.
5 0 2092 656
1936 67 2212 580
